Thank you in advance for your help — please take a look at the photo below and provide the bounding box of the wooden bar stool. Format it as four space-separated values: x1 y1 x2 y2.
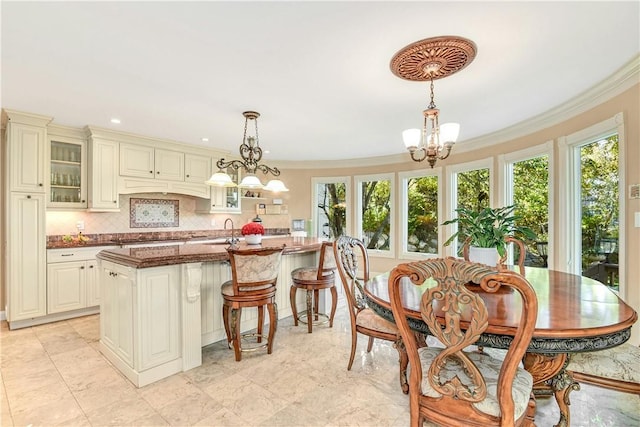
222 245 284 361
290 241 337 333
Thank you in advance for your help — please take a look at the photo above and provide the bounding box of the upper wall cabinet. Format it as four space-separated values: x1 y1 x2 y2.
184 154 211 184
120 144 184 182
3 110 52 193
48 132 88 209
88 137 120 212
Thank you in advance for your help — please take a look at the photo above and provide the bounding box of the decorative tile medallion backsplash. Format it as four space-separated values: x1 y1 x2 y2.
130 198 179 228
45 193 292 236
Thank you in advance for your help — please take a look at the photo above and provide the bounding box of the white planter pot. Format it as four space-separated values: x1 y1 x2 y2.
244 234 262 245
468 246 499 267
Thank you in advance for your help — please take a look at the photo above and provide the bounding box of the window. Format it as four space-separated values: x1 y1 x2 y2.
559 113 625 296
312 177 351 239
499 142 553 267
580 136 620 289
399 169 441 258
445 159 493 257
355 173 394 257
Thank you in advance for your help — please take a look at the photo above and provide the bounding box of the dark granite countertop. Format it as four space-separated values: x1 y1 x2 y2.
46 229 290 249
96 237 324 268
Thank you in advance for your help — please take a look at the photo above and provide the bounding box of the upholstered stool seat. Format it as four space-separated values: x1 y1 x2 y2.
290 241 337 333
567 342 640 394
222 246 284 361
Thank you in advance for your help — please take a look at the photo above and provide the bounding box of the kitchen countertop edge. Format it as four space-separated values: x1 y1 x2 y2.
96 237 326 269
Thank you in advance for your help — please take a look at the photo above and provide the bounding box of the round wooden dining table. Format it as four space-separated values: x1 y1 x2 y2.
364 266 637 427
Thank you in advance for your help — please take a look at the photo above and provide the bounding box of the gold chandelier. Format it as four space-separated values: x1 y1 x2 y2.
206 111 288 192
391 36 476 168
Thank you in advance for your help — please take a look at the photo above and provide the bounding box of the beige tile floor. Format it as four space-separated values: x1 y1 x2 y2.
1 304 638 427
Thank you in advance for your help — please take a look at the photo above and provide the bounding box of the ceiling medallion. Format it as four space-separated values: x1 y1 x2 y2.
390 36 477 82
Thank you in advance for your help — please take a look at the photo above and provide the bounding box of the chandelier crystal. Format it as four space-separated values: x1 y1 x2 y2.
390 36 476 168
205 111 288 191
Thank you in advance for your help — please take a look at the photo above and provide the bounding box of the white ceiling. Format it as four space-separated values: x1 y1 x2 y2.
2 1 639 162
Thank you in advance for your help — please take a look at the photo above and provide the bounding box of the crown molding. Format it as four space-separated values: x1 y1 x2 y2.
277 54 639 169
85 125 229 157
454 54 640 154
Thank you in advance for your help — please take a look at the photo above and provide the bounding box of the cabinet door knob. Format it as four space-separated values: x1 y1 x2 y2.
89 265 94 269
149 170 153 174
82 200 86 203
27 195 31 199
113 200 117 204
186 174 190 178
80 266 85 269
38 183 43 187
156 171 160 174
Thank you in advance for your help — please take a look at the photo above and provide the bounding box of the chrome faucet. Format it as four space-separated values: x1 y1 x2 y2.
224 218 239 246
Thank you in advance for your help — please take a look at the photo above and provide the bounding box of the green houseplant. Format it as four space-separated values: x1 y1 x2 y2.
442 204 536 258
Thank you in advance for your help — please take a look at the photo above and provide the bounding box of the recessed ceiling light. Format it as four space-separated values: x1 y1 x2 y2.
201 137 209 142
263 150 270 154
110 118 121 124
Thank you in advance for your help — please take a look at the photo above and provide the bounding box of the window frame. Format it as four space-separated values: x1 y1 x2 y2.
497 141 554 268
311 176 352 238
444 157 494 257
398 167 443 260
355 172 395 258
558 112 626 297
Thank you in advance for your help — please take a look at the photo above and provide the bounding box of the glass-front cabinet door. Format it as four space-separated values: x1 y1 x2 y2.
223 167 240 211
195 165 241 214
49 137 87 209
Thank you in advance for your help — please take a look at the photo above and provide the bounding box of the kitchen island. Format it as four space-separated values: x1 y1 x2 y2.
96 237 326 387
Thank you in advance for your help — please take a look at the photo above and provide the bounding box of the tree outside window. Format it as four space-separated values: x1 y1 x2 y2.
316 182 347 239
513 155 549 265
359 178 391 250
406 175 438 254
580 135 619 287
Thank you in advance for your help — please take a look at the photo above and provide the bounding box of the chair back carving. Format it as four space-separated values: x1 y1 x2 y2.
462 236 527 275
227 246 284 295
334 236 370 314
316 241 337 279
388 257 538 426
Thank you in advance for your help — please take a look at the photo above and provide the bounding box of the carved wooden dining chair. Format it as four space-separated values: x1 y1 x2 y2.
333 235 409 393
567 342 640 395
221 245 284 361
388 257 538 427
462 236 527 275
290 241 337 333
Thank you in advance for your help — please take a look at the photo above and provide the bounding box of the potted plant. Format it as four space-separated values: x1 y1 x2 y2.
442 204 536 266
241 222 265 245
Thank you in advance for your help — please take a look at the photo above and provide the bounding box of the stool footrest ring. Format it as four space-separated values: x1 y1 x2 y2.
297 312 330 326
236 332 269 352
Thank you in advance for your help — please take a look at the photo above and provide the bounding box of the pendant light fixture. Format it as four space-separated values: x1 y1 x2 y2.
391 36 476 168
205 111 288 191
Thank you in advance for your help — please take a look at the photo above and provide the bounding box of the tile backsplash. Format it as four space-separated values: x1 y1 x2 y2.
46 193 291 236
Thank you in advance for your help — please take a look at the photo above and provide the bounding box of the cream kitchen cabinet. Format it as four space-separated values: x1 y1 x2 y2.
195 165 241 214
100 261 135 368
4 110 51 193
99 260 182 386
88 137 120 211
184 153 211 184
48 133 87 209
46 246 111 314
6 193 47 324
120 144 184 181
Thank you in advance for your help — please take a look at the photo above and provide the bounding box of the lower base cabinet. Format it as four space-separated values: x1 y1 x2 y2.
46 247 114 315
99 261 182 386
98 251 317 387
